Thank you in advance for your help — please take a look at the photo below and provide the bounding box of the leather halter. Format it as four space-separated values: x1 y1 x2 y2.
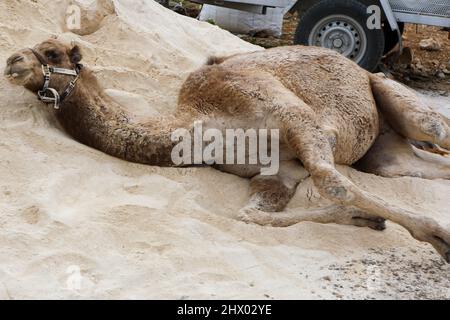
30 48 83 110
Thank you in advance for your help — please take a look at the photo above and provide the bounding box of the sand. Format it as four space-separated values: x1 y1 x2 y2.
0 0 449 299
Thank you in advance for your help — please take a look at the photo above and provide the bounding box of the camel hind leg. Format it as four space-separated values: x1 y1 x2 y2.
370 73 450 150
289 123 450 262
231 73 450 261
271 99 450 262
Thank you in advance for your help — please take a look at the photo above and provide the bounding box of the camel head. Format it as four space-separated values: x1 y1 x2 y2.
4 38 83 94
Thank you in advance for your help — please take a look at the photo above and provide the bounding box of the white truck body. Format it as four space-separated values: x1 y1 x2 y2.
192 0 450 28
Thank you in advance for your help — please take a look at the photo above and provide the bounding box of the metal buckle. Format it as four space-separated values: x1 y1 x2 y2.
37 88 61 110
41 65 50 76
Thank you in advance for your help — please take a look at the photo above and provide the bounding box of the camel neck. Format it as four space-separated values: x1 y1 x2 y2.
54 75 184 166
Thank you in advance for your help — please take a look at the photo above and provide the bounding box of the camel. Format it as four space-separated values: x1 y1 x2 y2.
4 39 450 262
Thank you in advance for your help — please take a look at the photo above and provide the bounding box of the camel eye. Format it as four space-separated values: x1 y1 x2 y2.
45 50 59 60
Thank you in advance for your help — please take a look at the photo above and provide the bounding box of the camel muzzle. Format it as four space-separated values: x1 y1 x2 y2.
3 66 11 77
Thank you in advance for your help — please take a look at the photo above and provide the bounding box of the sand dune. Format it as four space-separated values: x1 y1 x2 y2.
0 0 449 299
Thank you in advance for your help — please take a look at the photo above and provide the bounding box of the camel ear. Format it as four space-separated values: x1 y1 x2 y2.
69 45 83 64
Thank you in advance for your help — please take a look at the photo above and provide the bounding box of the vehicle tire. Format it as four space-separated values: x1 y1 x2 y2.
384 22 404 54
295 0 385 72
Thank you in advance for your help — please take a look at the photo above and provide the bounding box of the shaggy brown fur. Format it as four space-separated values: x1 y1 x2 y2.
5 39 450 262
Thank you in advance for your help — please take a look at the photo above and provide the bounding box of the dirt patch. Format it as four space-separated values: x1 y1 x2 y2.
325 248 450 300
390 25 450 94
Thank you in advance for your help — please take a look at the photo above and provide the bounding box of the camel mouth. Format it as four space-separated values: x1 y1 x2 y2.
3 66 33 86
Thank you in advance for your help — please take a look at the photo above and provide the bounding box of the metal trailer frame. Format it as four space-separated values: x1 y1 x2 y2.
190 0 450 29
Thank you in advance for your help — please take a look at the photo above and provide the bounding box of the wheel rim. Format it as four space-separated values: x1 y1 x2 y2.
308 15 367 64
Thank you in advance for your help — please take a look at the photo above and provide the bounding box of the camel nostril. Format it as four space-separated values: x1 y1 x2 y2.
8 54 24 66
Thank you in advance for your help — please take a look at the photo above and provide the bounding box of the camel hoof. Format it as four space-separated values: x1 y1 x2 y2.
432 235 450 264
415 222 450 263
